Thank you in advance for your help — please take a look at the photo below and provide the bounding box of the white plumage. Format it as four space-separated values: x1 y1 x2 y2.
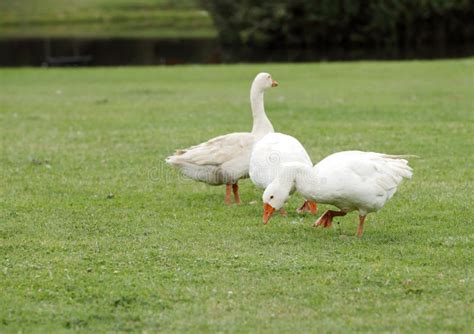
262 151 414 236
308 151 413 215
249 132 312 189
166 72 278 204
249 132 318 214
166 132 255 185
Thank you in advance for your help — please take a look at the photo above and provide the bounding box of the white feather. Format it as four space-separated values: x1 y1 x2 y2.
249 132 312 189
165 72 277 186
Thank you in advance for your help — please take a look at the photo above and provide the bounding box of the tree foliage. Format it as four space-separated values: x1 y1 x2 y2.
203 0 474 59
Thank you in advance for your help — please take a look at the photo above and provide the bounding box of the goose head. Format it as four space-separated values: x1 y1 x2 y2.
262 180 292 224
252 72 278 92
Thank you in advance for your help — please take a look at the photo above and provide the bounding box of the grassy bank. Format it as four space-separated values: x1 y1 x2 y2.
0 60 473 332
0 0 215 38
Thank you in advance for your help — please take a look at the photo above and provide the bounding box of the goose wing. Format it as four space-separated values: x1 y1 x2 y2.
166 132 255 167
348 152 413 197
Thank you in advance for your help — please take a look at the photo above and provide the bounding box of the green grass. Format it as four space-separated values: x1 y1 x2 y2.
0 0 215 38
1 60 473 332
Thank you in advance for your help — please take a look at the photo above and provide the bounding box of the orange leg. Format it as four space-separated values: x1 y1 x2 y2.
313 210 347 228
232 183 241 204
297 200 318 215
357 215 366 237
225 184 232 205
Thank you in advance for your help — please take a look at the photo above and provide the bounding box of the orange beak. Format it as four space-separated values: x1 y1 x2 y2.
271 79 278 87
263 203 276 224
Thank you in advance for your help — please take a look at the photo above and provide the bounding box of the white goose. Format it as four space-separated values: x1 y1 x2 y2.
262 151 413 236
249 132 318 215
166 72 278 204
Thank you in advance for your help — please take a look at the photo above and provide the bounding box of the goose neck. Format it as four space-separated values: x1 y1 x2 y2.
276 162 311 187
289 163 317 199
250 87 274 135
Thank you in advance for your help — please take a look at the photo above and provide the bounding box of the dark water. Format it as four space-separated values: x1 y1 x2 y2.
0 37 473 67
0 38 220 67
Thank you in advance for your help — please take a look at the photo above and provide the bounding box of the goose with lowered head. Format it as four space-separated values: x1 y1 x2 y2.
262 151 413 236
249 132 318 215
166 72 278 204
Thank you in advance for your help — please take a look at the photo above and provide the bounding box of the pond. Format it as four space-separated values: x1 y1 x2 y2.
0 38 473 66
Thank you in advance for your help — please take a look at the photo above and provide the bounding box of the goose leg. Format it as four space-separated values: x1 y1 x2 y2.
297 200 318 215
357 215 366 237
232 183 241 204
313 210 347 228
225 184 232 205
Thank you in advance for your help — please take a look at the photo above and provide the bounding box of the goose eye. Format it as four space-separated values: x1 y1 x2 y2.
268 76 271 79
270 195 274 199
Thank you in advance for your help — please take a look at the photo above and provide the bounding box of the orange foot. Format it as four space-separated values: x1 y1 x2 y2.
297 200 318 215
313 210 347 228
225 184 232 205
232 183 241 205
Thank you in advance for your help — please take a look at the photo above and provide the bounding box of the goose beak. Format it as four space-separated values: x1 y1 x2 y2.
263 203 276 224
271 80 279 87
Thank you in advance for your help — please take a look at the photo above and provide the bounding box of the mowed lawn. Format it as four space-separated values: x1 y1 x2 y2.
0 0 213 38
0 60 473 332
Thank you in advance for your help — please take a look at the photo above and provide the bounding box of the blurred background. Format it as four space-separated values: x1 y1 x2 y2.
1 0 473 67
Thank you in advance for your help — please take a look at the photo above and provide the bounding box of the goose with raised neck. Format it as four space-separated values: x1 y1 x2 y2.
166 72 278 205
